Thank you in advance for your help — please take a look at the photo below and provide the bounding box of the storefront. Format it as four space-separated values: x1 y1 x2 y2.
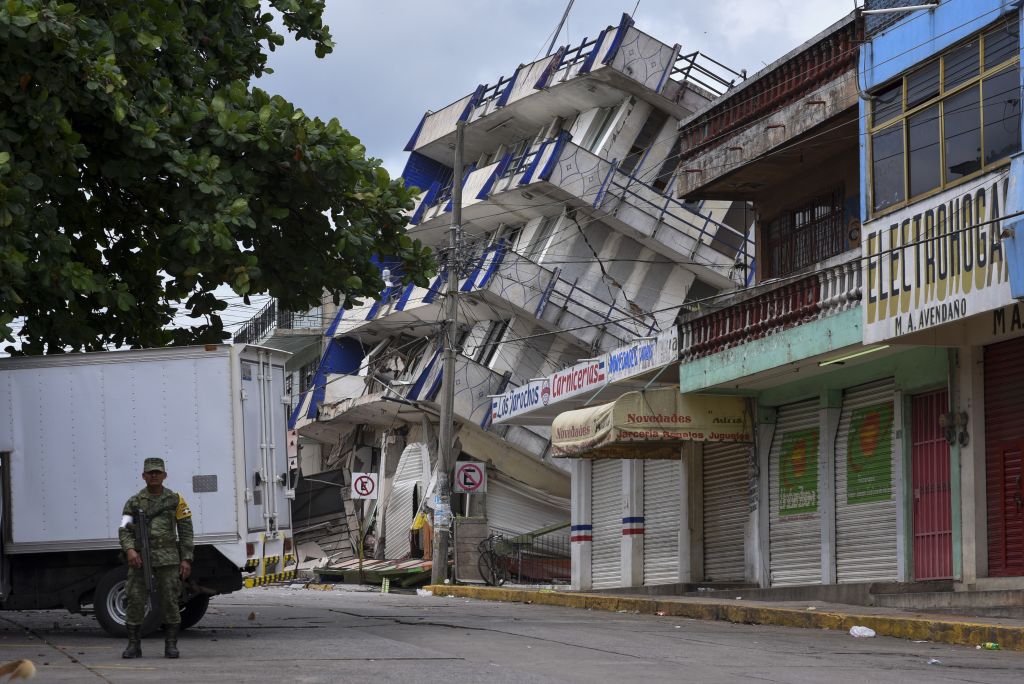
553 387 752 589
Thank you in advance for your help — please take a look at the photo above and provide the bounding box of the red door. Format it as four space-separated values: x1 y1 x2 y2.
911 389 952 580
987 442 1024 575
984 338 1024 576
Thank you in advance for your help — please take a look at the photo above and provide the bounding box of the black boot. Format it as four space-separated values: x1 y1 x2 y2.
121 625 142 659
164 624 180 659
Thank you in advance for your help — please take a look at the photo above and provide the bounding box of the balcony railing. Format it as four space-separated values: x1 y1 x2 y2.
678 260 862 362
233 299 324 345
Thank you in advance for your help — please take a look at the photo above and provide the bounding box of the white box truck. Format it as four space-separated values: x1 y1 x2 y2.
0 344 293 636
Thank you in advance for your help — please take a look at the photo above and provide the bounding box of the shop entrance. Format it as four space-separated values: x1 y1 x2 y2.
911 389 952 580
984 337 1024 577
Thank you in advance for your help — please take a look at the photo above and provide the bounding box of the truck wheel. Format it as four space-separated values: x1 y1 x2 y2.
93 567 162 638
179 594 210 630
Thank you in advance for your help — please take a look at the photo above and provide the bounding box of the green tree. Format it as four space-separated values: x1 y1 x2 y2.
0 0 433 354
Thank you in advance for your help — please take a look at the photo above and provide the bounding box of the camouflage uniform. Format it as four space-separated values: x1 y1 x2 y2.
118 487 194 626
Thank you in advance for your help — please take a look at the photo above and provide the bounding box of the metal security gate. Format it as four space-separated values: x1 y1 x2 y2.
703 442 749 582
911 389 952 580
643 458 681 586
382 443 428 559
486 478 570 535
591 460 622 589
834 379 898 583
984 338 1024 576
769 399 821 586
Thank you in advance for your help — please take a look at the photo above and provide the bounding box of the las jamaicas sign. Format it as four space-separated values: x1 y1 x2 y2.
550 388 751 459
863 171 1012 343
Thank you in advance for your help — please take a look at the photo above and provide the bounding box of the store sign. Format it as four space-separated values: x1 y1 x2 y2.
863 172 1013 343
605 328 679 383
549 359 607 402
490 379 547 422
779 428 819 516
847 402 893 504
551 388 752 458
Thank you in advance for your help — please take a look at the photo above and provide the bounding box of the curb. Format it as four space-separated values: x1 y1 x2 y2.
425 585 1024 652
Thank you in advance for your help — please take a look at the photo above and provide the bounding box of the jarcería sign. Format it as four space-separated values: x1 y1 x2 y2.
863 171 1012 343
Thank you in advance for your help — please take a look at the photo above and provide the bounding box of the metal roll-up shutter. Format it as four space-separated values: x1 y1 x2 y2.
984 338 1024 576
643 458 681 586
591 460 622 589
769 399 821 586
383 443 426 559
703 442 750 582
486 479 570 535
835 378 898 583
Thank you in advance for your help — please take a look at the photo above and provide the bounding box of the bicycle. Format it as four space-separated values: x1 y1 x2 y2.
477 533 510 586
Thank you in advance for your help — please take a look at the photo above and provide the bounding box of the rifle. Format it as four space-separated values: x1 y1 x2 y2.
133 507 158 608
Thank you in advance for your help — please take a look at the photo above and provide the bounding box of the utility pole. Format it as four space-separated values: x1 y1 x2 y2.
430 120 463 585
545 0 575 57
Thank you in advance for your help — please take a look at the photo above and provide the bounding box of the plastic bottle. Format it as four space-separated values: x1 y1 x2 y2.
981 642 1000 650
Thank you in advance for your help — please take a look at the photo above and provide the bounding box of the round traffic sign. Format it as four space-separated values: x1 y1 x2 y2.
354 475 376 497
455 463 484 492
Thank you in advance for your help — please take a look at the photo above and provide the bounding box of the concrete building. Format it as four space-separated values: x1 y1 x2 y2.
290 13 751 572
561 0 1024 603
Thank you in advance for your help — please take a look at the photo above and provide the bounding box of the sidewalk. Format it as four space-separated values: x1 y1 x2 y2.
424 584 1024 651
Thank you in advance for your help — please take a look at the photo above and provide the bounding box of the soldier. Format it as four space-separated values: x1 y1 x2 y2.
117 457 194 659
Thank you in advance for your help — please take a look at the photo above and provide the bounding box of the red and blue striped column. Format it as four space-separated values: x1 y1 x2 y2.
570 458 592 591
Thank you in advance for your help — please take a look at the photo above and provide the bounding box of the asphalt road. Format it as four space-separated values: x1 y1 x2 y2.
1 585 1022 683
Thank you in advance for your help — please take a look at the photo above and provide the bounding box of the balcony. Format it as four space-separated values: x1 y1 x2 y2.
325 240 648 353
406 14 743 167
410 134 751 287
233 298 326 354
679 256 862 362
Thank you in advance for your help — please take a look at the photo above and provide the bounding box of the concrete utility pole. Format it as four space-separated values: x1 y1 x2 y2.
545 0 575 57
430 120 464 585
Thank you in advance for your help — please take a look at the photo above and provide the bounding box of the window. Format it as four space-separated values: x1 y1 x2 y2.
462 319 509 367
619 108 669 177
761 188 845 279
520 215 557 262
868 18 1020 215
580 106 616 152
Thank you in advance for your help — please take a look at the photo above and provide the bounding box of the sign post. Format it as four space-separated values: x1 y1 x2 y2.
350 473 378 583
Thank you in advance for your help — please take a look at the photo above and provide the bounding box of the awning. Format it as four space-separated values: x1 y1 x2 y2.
551 388 752 459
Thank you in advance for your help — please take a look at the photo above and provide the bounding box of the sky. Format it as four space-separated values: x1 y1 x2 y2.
259 0 859 178
8 0 862 344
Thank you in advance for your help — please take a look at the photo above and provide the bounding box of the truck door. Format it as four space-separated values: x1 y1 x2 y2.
0 452 9 599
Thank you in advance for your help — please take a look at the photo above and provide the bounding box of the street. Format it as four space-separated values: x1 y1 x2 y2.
0 586 1022 683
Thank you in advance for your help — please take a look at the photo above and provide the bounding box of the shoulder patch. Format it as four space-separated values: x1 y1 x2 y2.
176 494 192 520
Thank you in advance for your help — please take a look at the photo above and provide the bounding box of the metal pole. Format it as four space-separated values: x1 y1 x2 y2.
545 0 575 57
430 120 464 586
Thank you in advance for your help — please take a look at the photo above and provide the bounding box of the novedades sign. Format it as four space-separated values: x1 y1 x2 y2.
863 172 1012 343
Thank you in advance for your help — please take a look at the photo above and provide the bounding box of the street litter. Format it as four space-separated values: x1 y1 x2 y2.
806 606 816 610
416 588 433 597
735 596 742 600
655 611 667 616
849 626 876 638
926 658 942 665
979 642 1001 650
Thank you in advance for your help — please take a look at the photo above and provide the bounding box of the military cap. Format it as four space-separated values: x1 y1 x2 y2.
143 457 166 473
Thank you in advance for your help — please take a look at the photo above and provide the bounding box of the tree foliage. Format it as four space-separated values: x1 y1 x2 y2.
0 0 433 354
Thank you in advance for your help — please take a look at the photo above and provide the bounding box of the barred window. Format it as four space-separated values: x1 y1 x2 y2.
869 18 1021 214
762 187 845 279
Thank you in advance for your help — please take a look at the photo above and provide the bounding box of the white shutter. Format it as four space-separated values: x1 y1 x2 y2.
643 458 682 586
591 460 622 589
769 399 821 586
382 443 427 559
486 479 569 535
703 442 750 582
835 378 898 583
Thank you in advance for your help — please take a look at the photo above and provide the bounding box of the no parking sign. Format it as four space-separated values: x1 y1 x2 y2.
351 473 378 500
453 461 487 494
